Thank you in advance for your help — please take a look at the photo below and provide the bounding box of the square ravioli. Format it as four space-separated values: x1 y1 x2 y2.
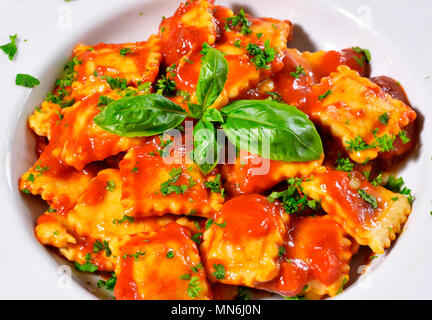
200 194 286 287
19 149 97 214
119 136 224 218
302 167 412 254
45 92 145 170
35 169 177 271
306 66 417 163
111 223 212 300
257 216 353 299
27 35 161 139
221 150 323 195
71 35 162 100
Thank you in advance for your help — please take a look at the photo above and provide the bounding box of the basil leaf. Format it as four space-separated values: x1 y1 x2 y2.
16 73 40 88
203 108 224 123
221 100 323 162
94 94 188 137
196 47 228 109
0 34 18 60
193 119 220 174
187 103 204 119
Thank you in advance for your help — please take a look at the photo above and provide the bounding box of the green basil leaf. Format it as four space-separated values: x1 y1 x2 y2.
187 102 204 119
193 119 220 174
16 73 40 88
203 108 224 123
221 100 323 162
196 47 228 109
94 94 188 137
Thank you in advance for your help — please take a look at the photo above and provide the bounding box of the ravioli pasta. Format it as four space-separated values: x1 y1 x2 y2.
19 0 417 300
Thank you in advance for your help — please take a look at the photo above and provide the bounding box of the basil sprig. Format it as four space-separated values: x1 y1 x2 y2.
94 45 323 173
221 100 323 162
94 94 188 137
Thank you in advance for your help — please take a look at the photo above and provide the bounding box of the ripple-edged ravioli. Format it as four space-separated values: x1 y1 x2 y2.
35 169 177 271
306 66 417 163
45 93 145 170
28 36 161 140
222 151 323 195
209 6 290 108
159 0 217 66
19 150 96 214
258 216 353 299
111 223 212 300
120 136 224 218
71 35 162 100
302 167 412 254
200 194 286 287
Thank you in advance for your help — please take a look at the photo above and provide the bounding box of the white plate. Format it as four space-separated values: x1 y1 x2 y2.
1 0 431 299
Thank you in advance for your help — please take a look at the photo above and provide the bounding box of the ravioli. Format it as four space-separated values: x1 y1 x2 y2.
45 93 145 170
200 194 286 287
306 66 417 163
19 150 96 214
302 167 412 254
221 151 323 195
111 223 212 300
119 136 224 218
72 35 162 100
258 216 353 299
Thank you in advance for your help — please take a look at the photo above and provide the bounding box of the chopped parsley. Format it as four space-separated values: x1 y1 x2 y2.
370 173 383 187
384 175 414 204
336 277 348 294
160 168 190 196
191 263 203 273
105 180 116 192
35 164 50 176
156 74 176 96
166 251 175 259
212 264 225 280
16 74 40 88
179 274 192 280
93 240 104 253
345 136 374 152
191 233 203 245
358 189 378 209
97 95 114 107
267 177 319 214
265 91 282 102
112 214 135 225
225 8 252 35
373 130 395 152
352 46 371 67
204 174 225 197
102 76 127 90
233 39 242 48
0 34 18 60
47 207 57 213
200 42 211 57
137 81 152 93
97 273 117 291
318 89 332 100
205 218 226 230
278 245 286 257
186 276 202 299
26 173 35 183
290 65 306 79
398 130 410 144
119 47 133 56
335 154 354 172
246 39 276 70
75 253 98 273
379 113 390 125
